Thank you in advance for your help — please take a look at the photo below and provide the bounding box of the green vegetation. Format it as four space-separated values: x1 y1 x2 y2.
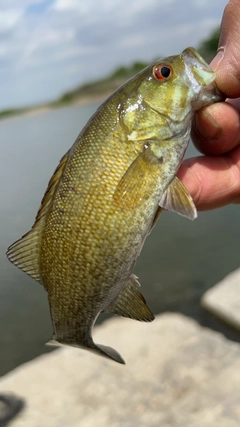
198 27 220 62
0 29 220 119
51 60 148 107
109 61 148 79
0 108 28 119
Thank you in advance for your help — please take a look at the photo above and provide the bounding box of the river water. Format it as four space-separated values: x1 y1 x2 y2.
0 102 239 376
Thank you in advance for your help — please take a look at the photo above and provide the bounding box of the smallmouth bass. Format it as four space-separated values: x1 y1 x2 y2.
7 48 222 364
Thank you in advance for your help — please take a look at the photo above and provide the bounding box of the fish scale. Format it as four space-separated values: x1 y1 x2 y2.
7 48 223 364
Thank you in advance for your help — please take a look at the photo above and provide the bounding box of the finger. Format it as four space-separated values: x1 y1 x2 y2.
211 0 240 97
191 101 240 155
177 145 240 210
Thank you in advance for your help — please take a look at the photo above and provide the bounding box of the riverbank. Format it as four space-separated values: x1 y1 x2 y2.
0 61 147 121
0 93 108 121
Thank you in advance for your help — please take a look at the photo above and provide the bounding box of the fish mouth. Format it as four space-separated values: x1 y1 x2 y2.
182 47 225 107
182 47 212 71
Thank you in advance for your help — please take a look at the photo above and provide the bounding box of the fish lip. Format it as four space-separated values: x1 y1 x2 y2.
181 47 212 71
181 47 226 106
181 47 215 90
181 48 226 100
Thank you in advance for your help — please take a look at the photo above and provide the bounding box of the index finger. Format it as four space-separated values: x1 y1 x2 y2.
211 0 240 97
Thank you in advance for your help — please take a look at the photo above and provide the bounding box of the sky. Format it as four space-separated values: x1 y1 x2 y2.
0 0 228 110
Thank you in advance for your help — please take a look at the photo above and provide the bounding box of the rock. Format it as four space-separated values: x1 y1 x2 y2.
0 313 240 427
0 393 24 427
201 268 240 330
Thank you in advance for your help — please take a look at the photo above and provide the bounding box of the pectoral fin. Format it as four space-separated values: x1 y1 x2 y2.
113 146 162 209
159 176 197 220
107 275 154 322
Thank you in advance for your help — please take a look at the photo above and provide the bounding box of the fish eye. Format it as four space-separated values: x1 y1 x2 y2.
153 64 172 81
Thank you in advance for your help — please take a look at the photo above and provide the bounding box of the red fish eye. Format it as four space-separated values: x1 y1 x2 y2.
153 64 172 81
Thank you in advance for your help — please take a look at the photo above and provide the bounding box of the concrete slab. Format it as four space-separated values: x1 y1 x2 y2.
0 313 240 427
201 268 240 330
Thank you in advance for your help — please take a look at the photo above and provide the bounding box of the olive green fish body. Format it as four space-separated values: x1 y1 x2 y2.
41 96 164 360
7 48 223 364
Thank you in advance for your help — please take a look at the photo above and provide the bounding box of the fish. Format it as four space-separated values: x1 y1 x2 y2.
7 48 223 364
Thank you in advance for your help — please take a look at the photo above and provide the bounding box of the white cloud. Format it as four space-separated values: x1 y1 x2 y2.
0 0 228 110
0 8 23 32
0 0 48 11
194 0 213 8
0 46 8 57
52 0 91 12
52 0 77 11
51 0 173 18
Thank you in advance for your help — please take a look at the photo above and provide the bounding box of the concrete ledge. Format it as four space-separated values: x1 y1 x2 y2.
0 313 240 426
201 268 240 330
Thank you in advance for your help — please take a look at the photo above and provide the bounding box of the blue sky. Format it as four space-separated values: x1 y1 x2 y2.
0 0 228 110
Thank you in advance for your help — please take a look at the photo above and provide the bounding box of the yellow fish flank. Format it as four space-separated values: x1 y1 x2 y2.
7 48 222 364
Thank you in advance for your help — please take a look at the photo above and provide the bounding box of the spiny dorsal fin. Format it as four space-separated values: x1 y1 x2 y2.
159 176 197 220
6 150 70 282
106 274 154 322
34 149 70 226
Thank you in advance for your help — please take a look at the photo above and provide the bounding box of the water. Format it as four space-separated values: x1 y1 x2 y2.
0 103 239 377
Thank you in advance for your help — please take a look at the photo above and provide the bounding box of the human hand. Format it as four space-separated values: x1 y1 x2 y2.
178 0 240 211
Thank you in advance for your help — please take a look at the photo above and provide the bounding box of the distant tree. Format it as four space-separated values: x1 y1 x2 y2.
110 61 148 79
131 61 148 74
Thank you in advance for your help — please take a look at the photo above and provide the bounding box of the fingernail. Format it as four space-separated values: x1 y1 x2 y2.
195 110 222 140
210 46 225 71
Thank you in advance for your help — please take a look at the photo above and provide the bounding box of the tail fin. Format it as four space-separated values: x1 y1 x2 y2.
46 337 125 364
95 343 125 364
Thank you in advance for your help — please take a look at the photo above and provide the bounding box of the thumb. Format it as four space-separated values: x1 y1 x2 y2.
211 0 240 98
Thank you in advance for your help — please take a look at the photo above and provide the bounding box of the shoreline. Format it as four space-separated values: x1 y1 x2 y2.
0 93 110 122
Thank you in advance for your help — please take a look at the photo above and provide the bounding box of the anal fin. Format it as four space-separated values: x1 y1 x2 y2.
107 275 154 322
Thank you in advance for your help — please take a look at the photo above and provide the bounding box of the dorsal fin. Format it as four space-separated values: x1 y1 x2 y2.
6 150 70 283
34 149 70 226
